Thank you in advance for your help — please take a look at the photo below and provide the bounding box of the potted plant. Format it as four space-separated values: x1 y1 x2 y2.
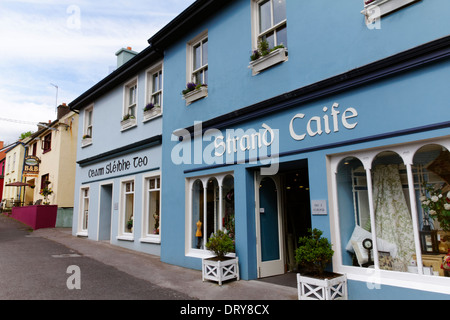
81 134 92 147
420 183 450 231
39 180 53 205
143 103 161 121
295 228 347 300
182 82 208 105
249 40 287 75
202 230 239 286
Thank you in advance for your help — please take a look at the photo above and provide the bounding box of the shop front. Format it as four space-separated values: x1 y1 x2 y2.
163 41 450 299
73 141 162 256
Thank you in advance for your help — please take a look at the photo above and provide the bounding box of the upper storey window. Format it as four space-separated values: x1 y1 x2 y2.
257 0 287 50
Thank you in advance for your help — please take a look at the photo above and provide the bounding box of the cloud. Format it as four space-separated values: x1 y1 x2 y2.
0 0 195 145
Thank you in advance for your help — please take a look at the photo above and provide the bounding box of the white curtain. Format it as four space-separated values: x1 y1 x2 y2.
372 164 415 269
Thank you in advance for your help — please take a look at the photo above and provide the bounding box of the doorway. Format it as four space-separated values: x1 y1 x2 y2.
255 160 311 279
98 184 113 241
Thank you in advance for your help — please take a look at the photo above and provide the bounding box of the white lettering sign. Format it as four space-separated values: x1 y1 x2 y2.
289 103 358 141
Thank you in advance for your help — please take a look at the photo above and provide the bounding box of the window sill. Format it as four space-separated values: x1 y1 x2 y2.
249 47 288 76
361 0 421 21
143 108 162 122
120 118 137 131
140 236 161 244
81 138 92 148
116 234 134 242
76 231 88 237
183 86 208 106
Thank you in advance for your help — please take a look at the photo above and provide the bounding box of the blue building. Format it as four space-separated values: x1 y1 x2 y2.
71 0 450 299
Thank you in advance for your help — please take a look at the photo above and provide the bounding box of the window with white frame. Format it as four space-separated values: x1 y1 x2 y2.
82 105 93 146
252 0 287 51
84 105 93 138
120 180 135 237
78 187 89 235
124 78 138 119
187 32 208 86
144 63 163 120
330 136 450 291
187 173 235 255
143 175 161 240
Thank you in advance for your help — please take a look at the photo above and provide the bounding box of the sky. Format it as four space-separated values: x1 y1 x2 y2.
0 0 195 146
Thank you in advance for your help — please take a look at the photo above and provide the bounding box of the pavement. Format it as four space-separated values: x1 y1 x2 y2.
30 225 298 300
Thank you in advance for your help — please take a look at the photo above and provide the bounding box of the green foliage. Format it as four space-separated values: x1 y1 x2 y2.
19 131 33 140
206 230 235 260
295 228 334 276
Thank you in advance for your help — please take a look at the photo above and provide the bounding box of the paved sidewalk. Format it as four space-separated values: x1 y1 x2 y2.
32 227 298 300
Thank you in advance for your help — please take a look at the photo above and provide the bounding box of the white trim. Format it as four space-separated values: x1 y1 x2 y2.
144 60 164 121
122 77 138 121
328 135 450 295
140 171 162 244
186 29 208 85
185 172 235 258
117 176 136 241
76 185 90 237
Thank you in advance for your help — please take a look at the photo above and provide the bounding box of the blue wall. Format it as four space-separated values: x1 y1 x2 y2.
158 0 450 298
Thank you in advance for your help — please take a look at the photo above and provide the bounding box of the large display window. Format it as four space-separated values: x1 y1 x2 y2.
330 136 450 293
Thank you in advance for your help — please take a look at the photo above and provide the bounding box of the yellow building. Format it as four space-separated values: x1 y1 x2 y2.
23 104 79 226
2 138 30 207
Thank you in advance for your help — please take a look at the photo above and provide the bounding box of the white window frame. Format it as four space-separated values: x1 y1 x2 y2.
77 186 90 237
82 104 93 147
251 0 287 51
141 172 161 243
362 0 421 23
185 172 235 259
123 77 138 118
186 30 208 86
117 178 135 241
328 135 450 295
144 62 163 122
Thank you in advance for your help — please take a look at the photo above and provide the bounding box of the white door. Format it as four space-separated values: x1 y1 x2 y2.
255 173 285 278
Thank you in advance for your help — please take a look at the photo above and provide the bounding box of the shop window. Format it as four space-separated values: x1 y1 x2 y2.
120 180 135 239
142 175 161 241
188 173 235 256
76 186 89 236
332 137 450 288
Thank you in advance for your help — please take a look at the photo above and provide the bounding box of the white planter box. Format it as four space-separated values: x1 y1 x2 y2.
81 137 92 147
120 117 137 131
183 86 208 105
202 257 240 286
143 107 162 122
249 48 288 75
297 273 348 300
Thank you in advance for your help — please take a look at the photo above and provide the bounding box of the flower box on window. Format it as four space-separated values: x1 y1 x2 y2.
143 104 162 122
81 135 92 147
120 115 136 131
249 47 288 76
182 83 208 106
361 0 421 21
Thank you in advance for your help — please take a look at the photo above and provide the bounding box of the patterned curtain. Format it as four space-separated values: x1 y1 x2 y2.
372 164 415 270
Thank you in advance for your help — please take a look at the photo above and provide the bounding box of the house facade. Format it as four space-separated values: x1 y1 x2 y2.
70 0 450 299
2 140 29 207
21 105 79 227
70 47 163 255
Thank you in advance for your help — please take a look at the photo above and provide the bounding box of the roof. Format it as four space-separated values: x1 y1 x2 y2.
69 0 232 112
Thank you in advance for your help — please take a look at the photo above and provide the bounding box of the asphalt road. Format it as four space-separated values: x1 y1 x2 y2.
0 215 191 300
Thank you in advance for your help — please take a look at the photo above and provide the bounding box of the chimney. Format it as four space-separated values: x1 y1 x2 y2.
115 47 138 68
57 103 70 120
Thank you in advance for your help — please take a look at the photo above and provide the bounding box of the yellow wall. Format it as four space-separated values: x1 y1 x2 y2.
2 139 29 204
31 112 79 207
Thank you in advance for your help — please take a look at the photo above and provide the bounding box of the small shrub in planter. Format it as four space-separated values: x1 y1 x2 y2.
295 228 347 300
202 230 239 285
